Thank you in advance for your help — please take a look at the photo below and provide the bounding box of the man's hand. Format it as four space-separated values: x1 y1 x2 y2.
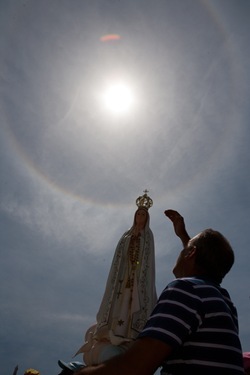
164 210 190 246
74 337 172 375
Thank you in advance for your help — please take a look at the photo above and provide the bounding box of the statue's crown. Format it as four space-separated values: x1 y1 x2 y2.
136 190 153 210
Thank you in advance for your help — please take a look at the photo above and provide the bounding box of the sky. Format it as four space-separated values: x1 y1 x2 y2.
1 0 250 374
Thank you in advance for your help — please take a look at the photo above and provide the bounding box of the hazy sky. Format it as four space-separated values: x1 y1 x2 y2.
1 1 250 374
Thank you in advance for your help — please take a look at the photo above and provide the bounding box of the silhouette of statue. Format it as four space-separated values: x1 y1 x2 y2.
75 191 157 365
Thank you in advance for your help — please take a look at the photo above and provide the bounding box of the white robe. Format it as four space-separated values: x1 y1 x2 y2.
75 211 157 365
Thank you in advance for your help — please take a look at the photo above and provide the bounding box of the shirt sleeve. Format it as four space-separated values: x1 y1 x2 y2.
138 279 203 349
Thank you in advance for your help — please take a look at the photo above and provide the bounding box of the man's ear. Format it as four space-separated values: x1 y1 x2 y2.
185 246 197 258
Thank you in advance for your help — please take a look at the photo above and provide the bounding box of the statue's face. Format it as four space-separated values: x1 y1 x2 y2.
135 209 147 227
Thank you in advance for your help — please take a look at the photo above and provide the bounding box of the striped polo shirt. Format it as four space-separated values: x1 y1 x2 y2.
138 277 244 375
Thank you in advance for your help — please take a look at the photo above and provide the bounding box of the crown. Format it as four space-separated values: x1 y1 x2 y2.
136 190 153 210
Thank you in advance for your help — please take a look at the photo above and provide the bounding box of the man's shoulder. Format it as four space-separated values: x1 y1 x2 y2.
163 278 203 297
168 277 207 288
169 276 221 286
166 277 230 301
166 277 221 295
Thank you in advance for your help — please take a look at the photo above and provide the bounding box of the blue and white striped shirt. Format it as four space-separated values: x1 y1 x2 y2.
139 277 244 375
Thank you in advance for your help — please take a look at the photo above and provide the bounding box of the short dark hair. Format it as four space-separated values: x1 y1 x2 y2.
191 229 235 284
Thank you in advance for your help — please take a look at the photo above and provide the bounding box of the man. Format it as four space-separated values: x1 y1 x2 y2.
72 210 244 375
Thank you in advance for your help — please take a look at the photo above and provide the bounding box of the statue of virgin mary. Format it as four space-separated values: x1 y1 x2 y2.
74 192 157 365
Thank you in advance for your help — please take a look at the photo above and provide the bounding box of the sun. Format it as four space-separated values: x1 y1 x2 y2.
102 82 135 115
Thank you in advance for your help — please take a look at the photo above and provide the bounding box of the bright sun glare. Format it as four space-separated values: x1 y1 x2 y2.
102 82 135 115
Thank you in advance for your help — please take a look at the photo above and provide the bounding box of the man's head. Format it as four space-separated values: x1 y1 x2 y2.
173 229 234 284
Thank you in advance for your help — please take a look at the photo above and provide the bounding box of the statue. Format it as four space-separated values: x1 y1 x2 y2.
74 191 157 365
